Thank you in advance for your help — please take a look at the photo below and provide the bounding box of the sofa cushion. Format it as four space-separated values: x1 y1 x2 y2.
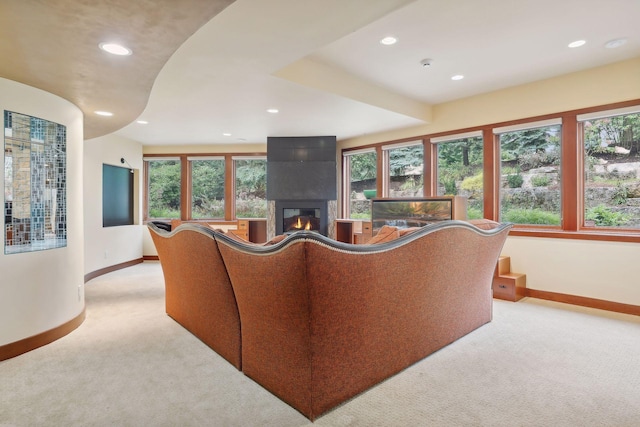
368 225 421 244
367 225 400 244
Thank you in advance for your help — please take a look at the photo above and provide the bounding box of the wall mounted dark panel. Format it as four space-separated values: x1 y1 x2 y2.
103 164 133 227
266 136 336 200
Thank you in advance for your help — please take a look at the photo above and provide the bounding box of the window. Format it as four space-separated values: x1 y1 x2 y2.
4 110 67 253
340 100 640 241
382 141 423 198
190 157 225 219
580 107 640 229
343 149 377 218
496 120 562 226
146 158 181 219
434 132 484 219
234 157 267 218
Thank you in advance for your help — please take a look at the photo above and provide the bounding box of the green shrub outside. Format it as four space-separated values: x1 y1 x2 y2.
460 173 483 196
350 212 371 219
585 205 630 227
531 175 550 187
149 208 180 219
466 207 483 220
502 208 560 225
506 174 524 188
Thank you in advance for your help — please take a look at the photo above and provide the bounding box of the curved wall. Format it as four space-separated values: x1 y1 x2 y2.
0 77 84 347
84 133 143 275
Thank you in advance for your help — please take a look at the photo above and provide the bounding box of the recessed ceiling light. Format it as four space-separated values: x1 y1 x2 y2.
95 111 113 116
236 138 247 142
223 133 232 136
380 36 398 46
451 75 464 81
136 120 148 124
99 42 132 56
266 108 279 114
605 38 627 49
568 40 586 48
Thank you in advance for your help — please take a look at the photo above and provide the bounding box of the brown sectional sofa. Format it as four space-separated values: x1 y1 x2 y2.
148 220 512 420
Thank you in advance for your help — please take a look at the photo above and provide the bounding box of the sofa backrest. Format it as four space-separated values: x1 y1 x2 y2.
147 223 242 369
214 220 512 419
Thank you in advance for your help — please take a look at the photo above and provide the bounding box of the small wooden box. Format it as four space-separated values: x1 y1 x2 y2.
493 274 526 302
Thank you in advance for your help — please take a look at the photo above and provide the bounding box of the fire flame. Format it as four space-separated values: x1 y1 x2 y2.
294 216 312 230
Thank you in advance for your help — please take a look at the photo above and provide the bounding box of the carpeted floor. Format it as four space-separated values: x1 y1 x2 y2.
1 261 639 426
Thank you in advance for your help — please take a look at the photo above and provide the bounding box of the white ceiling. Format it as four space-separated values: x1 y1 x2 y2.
3 0 639 145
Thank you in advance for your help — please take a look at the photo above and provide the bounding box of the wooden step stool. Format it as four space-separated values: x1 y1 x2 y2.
493 256 526 301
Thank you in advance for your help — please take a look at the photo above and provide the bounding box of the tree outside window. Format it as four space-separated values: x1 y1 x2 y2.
387 144 423 198
235 158 267 218
437 136 483 219
147 159 181 219
344 151 377 218
191 158 225 219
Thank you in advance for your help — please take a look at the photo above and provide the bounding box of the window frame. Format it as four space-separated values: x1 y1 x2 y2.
494 119 563 228
341 99 640 243
577 105 640 233
433 130 484 218
188 156 226 220
143 153 267 222
342 147 379 219
381 140 425 198
232 155 267 219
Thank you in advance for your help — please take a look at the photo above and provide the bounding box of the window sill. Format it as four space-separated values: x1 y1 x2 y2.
508 227 640 243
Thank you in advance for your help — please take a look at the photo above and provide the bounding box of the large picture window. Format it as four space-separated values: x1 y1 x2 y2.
434 132 484 219
146 158 181 219
340 100 640 242
190 157 225 219
382 141 423 198
497 120 562 226
343 149 377 219
234 157 267 218
580 107 640 229
4 110 67 253
144 154 268 221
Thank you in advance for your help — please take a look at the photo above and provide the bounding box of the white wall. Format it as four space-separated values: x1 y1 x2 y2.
84 134 144 274
0 78 84 346
503 237 640 306
340 57 640 149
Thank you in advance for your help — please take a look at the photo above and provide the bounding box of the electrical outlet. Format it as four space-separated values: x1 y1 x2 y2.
77 285 82 301
104 250 108 259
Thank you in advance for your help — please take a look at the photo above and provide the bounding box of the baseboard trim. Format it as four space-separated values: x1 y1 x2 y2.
84 258 144 283
526 288 640 316
0 308 86 361
143 255 159 261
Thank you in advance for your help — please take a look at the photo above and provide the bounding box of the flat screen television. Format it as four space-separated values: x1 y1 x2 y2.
370 197 455 234
103 163 134 227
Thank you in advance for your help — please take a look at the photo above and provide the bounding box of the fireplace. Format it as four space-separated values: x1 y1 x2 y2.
267 136 337 239
275 200 327 236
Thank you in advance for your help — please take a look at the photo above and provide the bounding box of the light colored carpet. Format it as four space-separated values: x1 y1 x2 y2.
1 261 639 426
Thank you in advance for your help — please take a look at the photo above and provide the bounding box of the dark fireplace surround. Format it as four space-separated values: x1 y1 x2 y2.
267 136 336 237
